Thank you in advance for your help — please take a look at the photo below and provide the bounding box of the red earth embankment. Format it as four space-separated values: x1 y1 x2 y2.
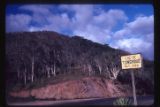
10 77 132 100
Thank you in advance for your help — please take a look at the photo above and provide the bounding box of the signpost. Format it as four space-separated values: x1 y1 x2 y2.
120 54 142 106
121 54 142 69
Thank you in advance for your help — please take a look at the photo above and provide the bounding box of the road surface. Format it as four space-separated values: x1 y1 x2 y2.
8 95 154 106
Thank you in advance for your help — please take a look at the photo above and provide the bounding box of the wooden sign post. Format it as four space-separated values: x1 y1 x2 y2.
131 71 137 105
121 54 142 106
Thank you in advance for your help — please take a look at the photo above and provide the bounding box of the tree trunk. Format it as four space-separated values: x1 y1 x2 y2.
24 67 27 86
17 68 20 79
47 68 50 78
100 68 102 75
98 64 102 75
88 64 91 76
83 65 85 75
46 65 50 78
53 49 56 76
31 56 34 82
51 65 54 75
53 62 56 76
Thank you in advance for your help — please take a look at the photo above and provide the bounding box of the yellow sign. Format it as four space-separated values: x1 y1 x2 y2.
121 54 142 69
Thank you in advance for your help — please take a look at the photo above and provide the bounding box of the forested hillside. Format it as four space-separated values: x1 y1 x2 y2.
5 31 154 96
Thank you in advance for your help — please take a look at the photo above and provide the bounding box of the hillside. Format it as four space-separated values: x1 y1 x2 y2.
5 31 154 100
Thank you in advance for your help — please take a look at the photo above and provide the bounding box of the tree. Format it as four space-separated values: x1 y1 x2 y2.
5 31 154 95
27 40 39 82
94 56 103 75
107 63 121 80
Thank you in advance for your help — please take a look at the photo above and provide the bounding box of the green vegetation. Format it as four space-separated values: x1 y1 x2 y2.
113 97 132 106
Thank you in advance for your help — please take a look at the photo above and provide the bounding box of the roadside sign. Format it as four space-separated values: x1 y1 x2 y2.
121 54 142 69
120 54 143 106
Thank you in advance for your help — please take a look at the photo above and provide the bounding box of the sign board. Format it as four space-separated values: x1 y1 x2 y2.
121 54 142 69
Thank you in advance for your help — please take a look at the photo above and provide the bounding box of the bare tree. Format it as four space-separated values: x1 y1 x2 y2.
107 63 121 80
28 40 39 83
23 66 27 85
87 64 92 76
31 56 35 82
53 49 56 76
46 65 51 78
19 45 29 85
94 58 102 75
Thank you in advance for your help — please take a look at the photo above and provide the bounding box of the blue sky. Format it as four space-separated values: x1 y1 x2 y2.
6 4 154 60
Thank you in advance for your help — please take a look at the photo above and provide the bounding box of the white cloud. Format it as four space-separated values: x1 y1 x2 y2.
7 5 127 44
113 15 153 39
74 25 111 44
59 5 128 43
92 9 127 30
19 5 53 26
126 15 153 35
19 5 52 15
113 29 130 39
6 14 32 32
115 38 150 52
59 5 95 30
28 12 72 33
110 15 154 60
110 38 153 60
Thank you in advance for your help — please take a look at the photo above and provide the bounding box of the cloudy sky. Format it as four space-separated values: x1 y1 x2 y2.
6 4 154 60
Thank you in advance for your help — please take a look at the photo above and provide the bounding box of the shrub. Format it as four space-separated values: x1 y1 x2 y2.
113 97 132 106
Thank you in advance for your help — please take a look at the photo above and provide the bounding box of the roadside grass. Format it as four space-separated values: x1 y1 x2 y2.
113 97 132 106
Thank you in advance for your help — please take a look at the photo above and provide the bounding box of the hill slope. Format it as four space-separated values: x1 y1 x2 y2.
5 31 154 100
10 77 131 100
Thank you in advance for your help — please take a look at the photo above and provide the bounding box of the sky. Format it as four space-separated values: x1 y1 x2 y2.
6 4 154 60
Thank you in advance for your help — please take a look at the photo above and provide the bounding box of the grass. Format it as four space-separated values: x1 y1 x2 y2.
113 97 132 106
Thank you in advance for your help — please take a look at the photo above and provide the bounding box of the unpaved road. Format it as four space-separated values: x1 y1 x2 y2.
7 95 153 106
